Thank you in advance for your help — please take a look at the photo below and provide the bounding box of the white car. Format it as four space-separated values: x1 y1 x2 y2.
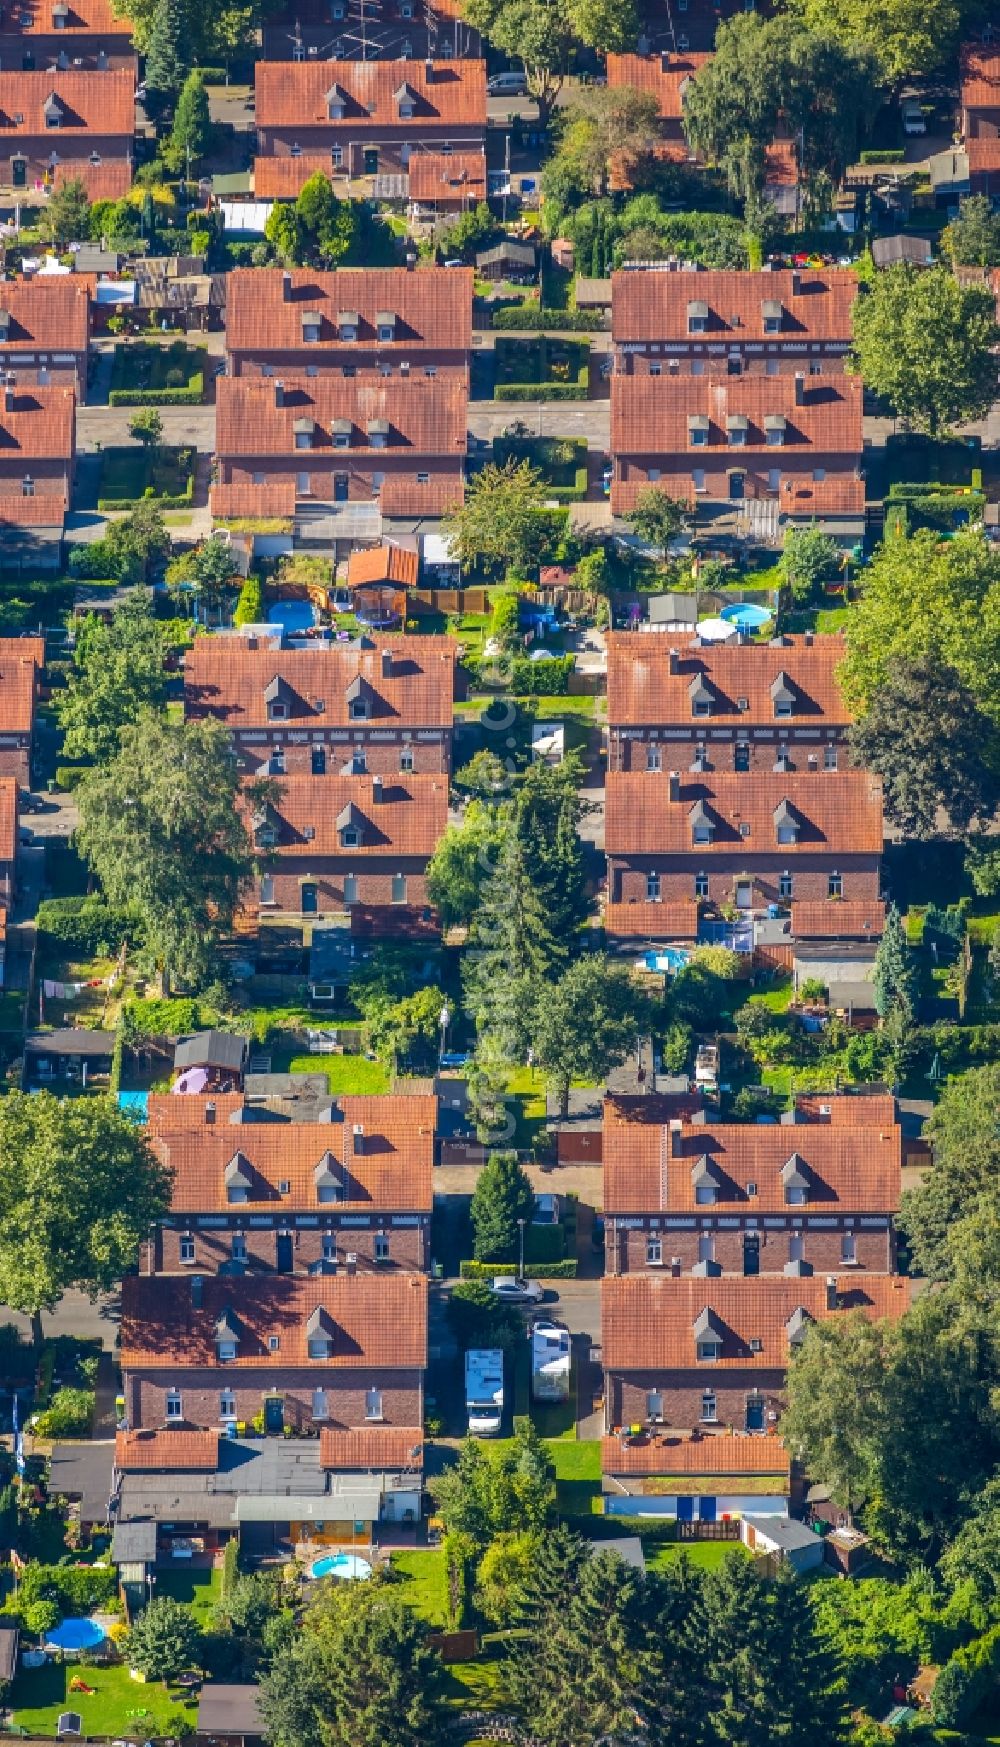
491 1276 544 1305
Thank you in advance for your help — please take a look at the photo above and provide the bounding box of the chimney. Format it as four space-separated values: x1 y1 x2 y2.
794 372 805 406
282 270 292 300
668 647 679 675
352 1121 364 1155
3 383 14 413
191 1274 203 1308
668 770 680 803
670 1257 681 1278
275 379 285 408
424 56 433 81
803 629 814 647
205 1100 216 1125
372 774 383 804
825 1275 837 1311
381 648 392 678
660 49 670 70
670 1120 682 1156
790 269 800 295
247 635 258 651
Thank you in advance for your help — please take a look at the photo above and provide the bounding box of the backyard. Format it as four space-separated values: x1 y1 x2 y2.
97 445 195 507
109 341 206 403
493 335 590 398
11 1659 200 1737
492 434 589 501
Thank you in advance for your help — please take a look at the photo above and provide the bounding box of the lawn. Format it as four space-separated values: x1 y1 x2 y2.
157 1562 222 1626
746 975 794 1015
98 445 195 506
492 435 588 500
36 951 121 1030
12 1660 199 1737
442 1656 505 1711
646 1540 750 1573
281 1053 390 1095
547 1439 602 1514
390 1548 449 1627
110 340 205 402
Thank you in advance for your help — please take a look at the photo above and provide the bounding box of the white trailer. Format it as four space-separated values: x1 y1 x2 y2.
465 1347 504 1437
531 1320 571 1404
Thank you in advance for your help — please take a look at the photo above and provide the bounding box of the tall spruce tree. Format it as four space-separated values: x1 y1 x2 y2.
873 904 920 1020
701 1557 849 1746
514 760 589 939
462 826 564 1058
143 0 187 102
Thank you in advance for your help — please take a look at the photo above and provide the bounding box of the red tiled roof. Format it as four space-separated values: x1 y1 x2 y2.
961 44 1000 113
184 636 455 731
605 50 710 122
0 777 16 864
320 1427 424 1470
0 277 89 354
115 1429 219 1471
247 772 448 858
0 493 66 527
612 267 854 345
612 468 864 517
791 900 885 938
0 637 43 734
764 138 799 189
254 58 487 131
53 157 132 200
606 633 851 728
602 1432 790 1477
0 68 135 135
612 372 864 458
602 1273 910 1371
253 154 334 198
209 480 296 520
225 266 473 358
967 138 1000 194
603 899 700 938
0 383 75 460
602 1097 901 1215
216 375 467 460
346 542 419 589
146 1091 437 1132
407 148 486 203
121 1272 428 1369
794 1093 897 1126
605 769 884 856
0 0 133 35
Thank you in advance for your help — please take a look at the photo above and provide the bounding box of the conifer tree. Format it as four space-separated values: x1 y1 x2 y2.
873 904 920 1020
143 0 187 103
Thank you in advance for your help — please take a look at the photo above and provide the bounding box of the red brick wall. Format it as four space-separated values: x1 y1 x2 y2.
611 453 859 514
230 349 467 380
257 860 433 917
0 744 32 787
151 1225 428 1274
608 729 848 774
607 1366 786 1434
219 457 464 517
8 137 130 183
0 34 136 68
235 737 450 777
1 353 86 394
0 460 70 498
609 856 881 910
607 1220 893 1276
257 123 484 178
126 1366 423 1433
617 351 850 377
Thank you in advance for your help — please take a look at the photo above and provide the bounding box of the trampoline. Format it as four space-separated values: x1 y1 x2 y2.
46 1618 107 1653
721 602 773 631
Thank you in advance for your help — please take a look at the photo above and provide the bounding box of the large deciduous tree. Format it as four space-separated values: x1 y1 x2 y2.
781 1311 891 1515
942 194 1000 269
442 459 553 579
57 589 168 764
122 1597 203 1681
0 1093 171 1347
849 656 998 838
898 1063 1000 1280
785 0 960 81
462 0 574 126
470 1149 536 1261
426 802 508 930
75 714 263 986
40 179 90 248
532 953 656 1114
848 266 1000 436
627 486 691 552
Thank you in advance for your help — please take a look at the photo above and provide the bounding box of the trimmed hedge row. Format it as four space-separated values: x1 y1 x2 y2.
459 1258 578 1279
492 306 603 331
36 895 140 954
510 654 575 695
234 574 265 626
97 475 195 511
496 383 588 401
859 148 906 164
109 379 204 406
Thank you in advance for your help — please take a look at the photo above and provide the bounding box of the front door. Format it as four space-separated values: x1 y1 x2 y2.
301 883 318 915
676 1495 694 1523
276 1233 293 1273
700 1496 717 1522
363 146 379 175
743 1233 760 1276
746 1395 765 1432
729 471 745 501
264 1395 284 1435
735 880 752 909
11 158 27 188
334 473 349 502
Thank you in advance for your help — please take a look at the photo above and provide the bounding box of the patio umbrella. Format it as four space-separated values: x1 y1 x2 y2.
695 617 739 643
173 1067 210 1095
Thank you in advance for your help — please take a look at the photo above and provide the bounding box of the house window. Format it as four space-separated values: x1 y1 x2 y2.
649 362 662 376
701 1390 717 1423
270 748 286 775
260 874 275 906
351 749 367 774
416 472 429 485
424 364 438 378
311 746 326 775
342 363 355 377
750 1338 763 1353
365 1387 383 1420
698 1233 715 1263
255 823 277 849
400 744 414 772
646 872 661 901
371 473 385 498
333 432 350 449
778 871 793 901
349 699 368 721
646 743 662 771
322 1233 336 1262
341 827 360 848
343 873 358 905
297 471 311 495
697 1338 721 1362
785 1186 807 1208
813 467 826 482
252 471 265 485
695 1186 716 1207
695 870 709 898
179 1235 195 1264
824 743 838 771
841 1231 857 1264
768 468 781 490
691 358 705 375
312 1388 329 1419
294 431 312 450
217 1337 237 1362
646 1390 663 1420
269 1335 280 1352
828 870 843 898
689 426 707 447
734 742 750 772
232 1235 247 1263
646 1235 662 1265
308 1336 331 1359
693 824 712 846
777 824 797 845
374 1232 390 1262
220 1392 236 1418
766 358 779 375
21 476 34 497
227 1184 248 1206
165 1390 182 1421
692 467 706 492
647 467 661 482
391 872 407 904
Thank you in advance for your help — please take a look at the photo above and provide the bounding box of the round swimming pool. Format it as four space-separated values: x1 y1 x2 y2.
268 599 316 634
46 1617 107 1652
310 1552 373 1581
720 602 773 630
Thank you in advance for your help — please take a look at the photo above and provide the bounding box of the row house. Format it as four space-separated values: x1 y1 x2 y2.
120 1271 428 1435
606 50 707 147
611 268 856 378
224 265 472 382
253 57 487 184
602 1093 900 1279
183 635 457 775
602 1272 910 1437
961 44 1000 139
407 146 486 217
142 1090 436 1275
0 636 44 788
0 67 133 198
261 0 472 65
606 633 853 775
601 1431 793 1523
604 767 884 941
0 0 136 71
0 490 66 569
610 371 865 535
215 375 467 517
0 278 90 393
0 776 17 909
248 771 448 933
0 380 75 506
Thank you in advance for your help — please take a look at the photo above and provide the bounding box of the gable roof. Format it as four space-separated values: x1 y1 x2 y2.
611 268 856 345
602 1273 910 1371
602 1097 901 1215
602 1432 791 1478
209 480 296 520
0 776 17 865
225 266 473 357
408 148 486 203
605 769 883 857
0 0 134 35
346 542 419 590
253 154 335 198
961 44 1000 113
255 57 487 131
791 899 885 939
319 1427 424 1471
0 383 75 460
120 1272 428 1369
184 637 455 731
612 372 863 458
0 278 89 353
245 772 448 857
115 1429 219 1471
605 50 710 122
0 67 134 134
216 375 467 460
0 637 43 735
606 633 850 728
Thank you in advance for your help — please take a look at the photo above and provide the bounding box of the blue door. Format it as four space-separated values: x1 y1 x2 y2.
676 1496 694 1523
276 1233 293 1273
264 1395 284 1434
700 1496 717 1523
746 1396 766 1432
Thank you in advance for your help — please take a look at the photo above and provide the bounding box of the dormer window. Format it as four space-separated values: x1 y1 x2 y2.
301 311 322 343
337 309 359 341
314 1151 342 1204
306 1305 335 1361
764 414 786 447
691 1154 723 1205
687 299 708 335
346 674 371 720
43 93 63 127
786 1305 812 1347
293 417 314 450
774 799 799 845
687 413 709 448
761 298 782 334
367 418 389 449
336 800 365 848
224 1152 253 1204
693 1306 724 1362
689 799 714 846
781 1152 810 1206
689 675 713 718
331 417 352 449
726 414 748 447
255 822 277 849
326 83 349 119
214 1309 240 1361
771 671 796 718
376 309 396 341
52 2 69 25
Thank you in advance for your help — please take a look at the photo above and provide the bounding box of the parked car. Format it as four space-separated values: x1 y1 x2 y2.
18 792 46 814
488 70 529 96
491 1276 544 1305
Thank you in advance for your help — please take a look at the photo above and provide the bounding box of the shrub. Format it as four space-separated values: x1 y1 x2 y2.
108 382 204 407
221 1537 240 1601
492 306 602 330
495 383 588 401
510 654 574 695
122 1596 203 1681
860 148 906 163
125 995 210 1037
233 574 264 626
15 1561 117 1615
933 1626 1000 1729
36 895 140 956
458 1258 578 1279
33 1387 94 1438
24 1600 60 1638
54 765 89 792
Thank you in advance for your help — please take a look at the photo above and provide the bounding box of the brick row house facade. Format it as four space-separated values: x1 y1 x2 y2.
142 1091 436 1276
0 67 133 199
603 1092 901 1279
224 265 472 382
0 776 17 910
611 267 857 378
215 374 466 517
0 380 75 505
0 278 90 393
0 635 45 788
0 0 136 70
253 57 487 186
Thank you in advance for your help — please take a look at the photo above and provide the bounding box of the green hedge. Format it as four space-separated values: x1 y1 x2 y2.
496 383 588 401
510 654 575 695
97 475 194 511
524 1222 566 1263
3 1561 117 1617
36 895 140 955
860 149 906 164
109 379 204 406
54 765 89 791
492 306 603 331
233 574 264 625
459 1258 578 1279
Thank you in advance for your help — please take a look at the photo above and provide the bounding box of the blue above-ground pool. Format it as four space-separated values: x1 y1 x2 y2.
46 1618 107 1652
642 947 691 974
310 1553 373 1581
721 602 773 631
268 599 316 635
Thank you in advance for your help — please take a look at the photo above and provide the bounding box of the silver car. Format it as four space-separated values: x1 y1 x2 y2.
491 1276 544 1305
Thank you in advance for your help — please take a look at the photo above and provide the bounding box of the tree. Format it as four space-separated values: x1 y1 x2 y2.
453 750 508 801
778 524 840 604
214 1570 282 1640
848 266 1000 436
839 527 1000 724
426 803 508 929
849 657 998 839
475 1529 542 1626
785 0 960 80
514 759 589 940
442 459 552 578
446 1279 523 1352
192 535 239 594
782 1312 891 1514
40 178 90 248
163 69 211 173
942 193 1000 269
57 589 168 764
940 1475 1000 1614
305 1586 449 1747
465 1036 516 1145
121 1596 202 1681
143 0 187 102
532 954 656 1115
438 201 496 260
627 486 690 552
462 826 564 1059
110 0 258 61
265 201 303 267
0 1480 18 1554
470 1150 536 1262
898 1063 1000 1279
25 1600 60 1638
548 87 661 198
463 0 573 126
431 1426 555 1546
295 171 358 264
0 1092 170 1347
566 0 637 52
75 714 262 986
872 904 919 1021
128 407 163 453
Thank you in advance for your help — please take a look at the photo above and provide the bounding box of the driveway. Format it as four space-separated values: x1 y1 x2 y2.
469 400 610 451
77 404 217 454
